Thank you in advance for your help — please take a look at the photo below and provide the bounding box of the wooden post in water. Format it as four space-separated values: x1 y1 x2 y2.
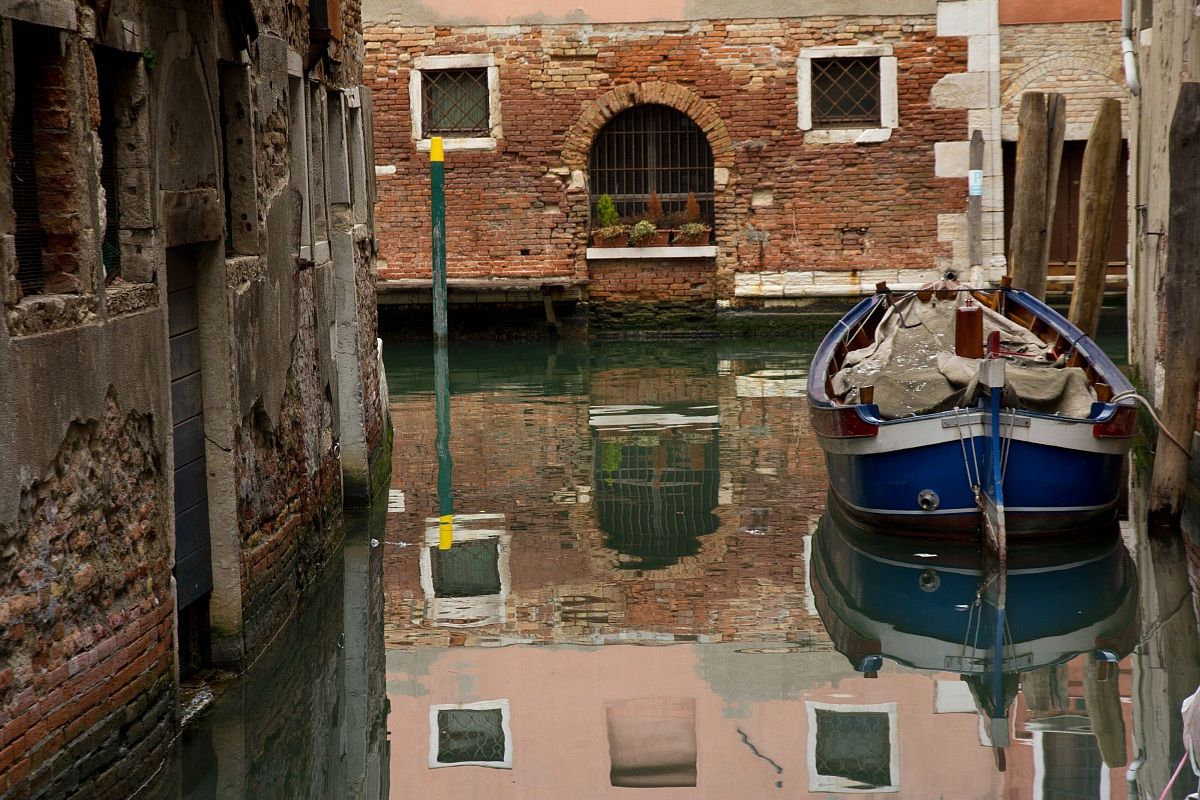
1083 657 1128 767
967 130 984 271
1009 93 1049 298
1039 94 1067 283
1149 82 1200 529
1068 98 1122 339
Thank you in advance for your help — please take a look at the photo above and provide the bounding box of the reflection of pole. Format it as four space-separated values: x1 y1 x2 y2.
431 136 447 343
435 343 453 549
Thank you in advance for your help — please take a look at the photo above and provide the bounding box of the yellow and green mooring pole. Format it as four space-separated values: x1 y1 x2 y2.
431 136 453 549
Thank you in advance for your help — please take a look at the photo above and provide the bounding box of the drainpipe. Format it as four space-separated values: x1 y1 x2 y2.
1122 0 1142 96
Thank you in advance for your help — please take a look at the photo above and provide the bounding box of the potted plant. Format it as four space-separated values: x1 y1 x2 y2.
629 219 661 247
592 194 629 247
634 192 671 246
672 192 711 246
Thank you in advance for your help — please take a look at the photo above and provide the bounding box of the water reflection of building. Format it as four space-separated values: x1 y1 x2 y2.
812 498 1139 791
384 344 829 649
590 403 721 570
419 513 511 627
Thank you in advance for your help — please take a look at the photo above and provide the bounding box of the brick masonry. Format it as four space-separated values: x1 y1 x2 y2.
999 20 1127 141
364 15 976 305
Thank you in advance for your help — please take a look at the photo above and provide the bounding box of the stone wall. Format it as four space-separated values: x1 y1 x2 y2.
0 0 385 794
364 11 983 306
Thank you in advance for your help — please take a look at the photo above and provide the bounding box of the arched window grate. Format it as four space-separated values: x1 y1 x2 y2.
588 104 714 225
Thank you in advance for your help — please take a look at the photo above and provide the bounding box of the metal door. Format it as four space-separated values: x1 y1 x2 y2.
168 249 212 611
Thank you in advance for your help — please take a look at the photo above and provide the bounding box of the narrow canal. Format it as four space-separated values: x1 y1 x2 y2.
145 329 1199 799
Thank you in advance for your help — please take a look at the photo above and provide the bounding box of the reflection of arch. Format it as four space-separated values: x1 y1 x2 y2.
562 81 734 171
591 407 721 570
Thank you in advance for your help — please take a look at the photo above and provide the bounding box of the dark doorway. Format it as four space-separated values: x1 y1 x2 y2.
167 247 213 674
1002 139 1129 280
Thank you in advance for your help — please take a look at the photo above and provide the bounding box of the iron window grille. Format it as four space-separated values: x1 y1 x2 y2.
814 709 892 789
588 104 715 225
436 708 506 764
96 50 122 279
811 57 881 128
430 537 501 597
422 68 490 137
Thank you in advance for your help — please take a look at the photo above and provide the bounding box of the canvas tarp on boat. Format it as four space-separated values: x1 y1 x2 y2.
832 294 1098 420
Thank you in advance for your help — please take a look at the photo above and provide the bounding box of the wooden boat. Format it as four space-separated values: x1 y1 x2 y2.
807 281 1136 543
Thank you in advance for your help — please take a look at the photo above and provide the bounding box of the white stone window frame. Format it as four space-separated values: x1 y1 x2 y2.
798 44 898 145
419 512 510 627
428 699 513 769
409 54 502 152
805 701 900 793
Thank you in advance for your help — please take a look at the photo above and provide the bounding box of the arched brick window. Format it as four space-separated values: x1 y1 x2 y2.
588 104 714 224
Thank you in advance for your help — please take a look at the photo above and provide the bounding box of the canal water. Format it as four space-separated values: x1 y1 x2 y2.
146 330 1199 799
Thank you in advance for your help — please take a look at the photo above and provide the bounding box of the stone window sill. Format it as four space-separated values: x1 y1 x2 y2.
803 127 893 145
6 292 99 336
586 245 717 260
415 137 497 153
106 282 157 317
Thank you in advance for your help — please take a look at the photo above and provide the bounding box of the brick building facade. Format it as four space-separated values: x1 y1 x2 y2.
363 0 1014 317
0 0 387 796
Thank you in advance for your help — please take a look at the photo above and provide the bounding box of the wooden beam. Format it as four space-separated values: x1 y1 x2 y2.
1039 94 1067 283
1149 82 1200 529
1084 657 1127 768
1068 98 1122 339
1009 92 1049 298
968 129 984 269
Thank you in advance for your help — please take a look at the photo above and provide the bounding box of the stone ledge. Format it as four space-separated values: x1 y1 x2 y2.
586 246 717 260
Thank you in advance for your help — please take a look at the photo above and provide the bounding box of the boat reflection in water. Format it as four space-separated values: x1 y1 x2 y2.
812 494 1139 770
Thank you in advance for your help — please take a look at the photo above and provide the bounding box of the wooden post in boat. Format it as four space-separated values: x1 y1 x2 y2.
968 130 984 271
1068 99 1122 339
1149 82 1200 529
1009 93 1049 299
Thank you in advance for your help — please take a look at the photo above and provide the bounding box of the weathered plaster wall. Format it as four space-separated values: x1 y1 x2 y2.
0 0 385 793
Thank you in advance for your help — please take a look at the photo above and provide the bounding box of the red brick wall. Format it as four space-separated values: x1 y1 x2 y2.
365 17 969 301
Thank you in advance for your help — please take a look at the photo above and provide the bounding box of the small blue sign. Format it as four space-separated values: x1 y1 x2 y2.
968 169 984 197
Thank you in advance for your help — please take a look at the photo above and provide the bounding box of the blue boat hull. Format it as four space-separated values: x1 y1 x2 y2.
825 435 1125 532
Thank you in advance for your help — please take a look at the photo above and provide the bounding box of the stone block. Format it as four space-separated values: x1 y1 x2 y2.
937 0 993 37
931 72 990 110
934 141 971 177
937 212 967 242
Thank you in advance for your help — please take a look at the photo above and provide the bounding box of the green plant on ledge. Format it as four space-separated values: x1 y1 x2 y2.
629 219 658 246
592 194 628 244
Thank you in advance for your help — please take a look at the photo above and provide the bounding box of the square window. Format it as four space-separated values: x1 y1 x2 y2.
422 68 489 137
409 54 500 151
428 700 513 769
814 709 891 788
806 701 899 792
812 57 881 128
437 708 505 763
430 537 501 597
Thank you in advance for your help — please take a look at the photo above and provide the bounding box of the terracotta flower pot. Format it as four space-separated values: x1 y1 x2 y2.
632 229 671 247
592 230 630 247
672 227 712 246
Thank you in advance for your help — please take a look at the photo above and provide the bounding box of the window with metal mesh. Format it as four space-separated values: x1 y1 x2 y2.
431 538 501 597
588 104 715 224
812 57 881 127
436 708 505 764
814 709 892 788
422 68 489 137
10 25 44 294
1041 732 1102 800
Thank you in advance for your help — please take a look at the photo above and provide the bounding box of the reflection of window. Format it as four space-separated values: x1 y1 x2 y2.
432 538 501 597
419 513 509 626
1028 721 1109 800
428 700 512 769
606 698 697 788
806 702 899 793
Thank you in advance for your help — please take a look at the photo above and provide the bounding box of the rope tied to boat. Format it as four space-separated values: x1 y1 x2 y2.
1109 389 1193 458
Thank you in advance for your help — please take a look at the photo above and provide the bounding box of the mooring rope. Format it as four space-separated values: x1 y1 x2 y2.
1109 389 1192 458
